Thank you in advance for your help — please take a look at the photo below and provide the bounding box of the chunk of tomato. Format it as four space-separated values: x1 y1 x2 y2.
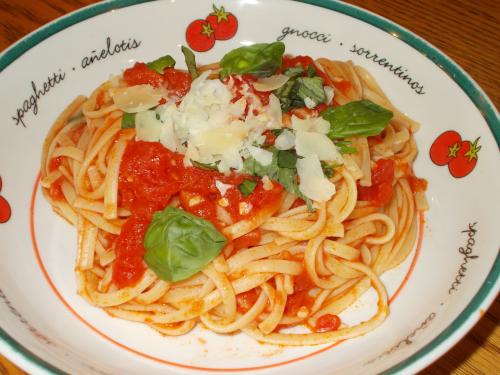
315 314 341 332
233 229 262 251
163 68 192 99
123 62 164 87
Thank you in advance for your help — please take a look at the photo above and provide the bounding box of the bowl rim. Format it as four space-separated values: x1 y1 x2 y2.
0 0 498 374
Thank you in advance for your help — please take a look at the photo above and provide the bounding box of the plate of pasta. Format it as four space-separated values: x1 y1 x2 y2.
0 1 499 374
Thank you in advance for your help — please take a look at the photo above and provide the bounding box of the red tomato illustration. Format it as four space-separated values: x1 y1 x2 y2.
0 176 11 223
206 5 238 40
448 138 481 178
186 19 216 52
429 130 462 166
0 196 11 223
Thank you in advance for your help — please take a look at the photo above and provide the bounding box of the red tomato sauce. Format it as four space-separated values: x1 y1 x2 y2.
314 314 341 332
232 229 262 252
236 288 260 313
123 63 192 100
112 140 284 288
357 158 395 207
228 74 271 113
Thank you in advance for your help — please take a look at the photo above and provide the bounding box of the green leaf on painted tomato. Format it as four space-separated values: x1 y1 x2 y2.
144 206 227 282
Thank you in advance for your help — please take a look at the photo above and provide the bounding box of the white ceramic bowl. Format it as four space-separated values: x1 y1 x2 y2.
0 1 498 374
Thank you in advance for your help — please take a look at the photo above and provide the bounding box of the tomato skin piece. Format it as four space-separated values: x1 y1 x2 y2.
49 156 63 172
186 19 216 52
448 139 481 178
49 177 65 201
163 68 192 99
263 130 277 146
285 290 314 316
236 289 259 313
233 229 262 251
357 159 395 207
429 130 462 166
333 80 352 96
112 217 149 289
291 198 306 209
123 62 164 88
315 314 341 332
408 175 428 192
293 270 316 292
371 158 395 185
282 55 315 70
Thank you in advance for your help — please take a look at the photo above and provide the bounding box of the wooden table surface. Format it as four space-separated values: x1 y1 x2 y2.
0 0 498 374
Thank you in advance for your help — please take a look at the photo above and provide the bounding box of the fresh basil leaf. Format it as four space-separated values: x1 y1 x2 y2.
322 100 393 139
334 140 358 154
243 148 314 211
238 179 258 197
181 46 199 80
192 160 219 171
277 150 298 169
144 206 227 282
274 76 326 112
219 42 285 78
147 54 176 74
306 64 317 77
270 128 285 136
295 77 326 106
121 112 136 128
283 66 304 78
321 161 339 178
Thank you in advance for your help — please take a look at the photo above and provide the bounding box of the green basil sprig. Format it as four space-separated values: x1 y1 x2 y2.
219 42 285 78
147 54 176 74
121 112 136 129
243 147 313 210
321 100 393 139
274 76 326 112
181 46 199 80
144 206 227 282
238 179 257 197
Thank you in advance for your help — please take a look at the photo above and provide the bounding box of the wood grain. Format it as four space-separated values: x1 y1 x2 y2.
0 1 498 374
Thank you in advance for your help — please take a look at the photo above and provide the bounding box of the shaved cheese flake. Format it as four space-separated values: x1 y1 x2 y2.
192 121 248 156
304 97 316 109
248 145 273 166
229 97 247 118
296 154 336 202
274 129 295 150
110 84 166 113
135 110 162 142
215 180 233 196
262 175 273 191
291 115 330 134
253 74 290 92
295 131 343 164
265 94 283 129
324 86 335 104
218 148 244 172
159 115 178 152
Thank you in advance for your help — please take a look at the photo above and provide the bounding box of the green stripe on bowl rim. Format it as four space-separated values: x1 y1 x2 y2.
0 0 498 374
